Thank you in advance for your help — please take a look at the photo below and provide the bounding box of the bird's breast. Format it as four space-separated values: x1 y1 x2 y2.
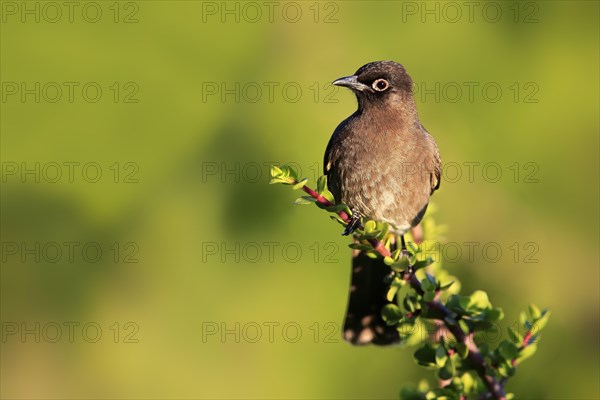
329 119 432 232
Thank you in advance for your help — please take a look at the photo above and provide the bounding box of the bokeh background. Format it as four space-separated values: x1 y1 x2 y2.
1 1 598 398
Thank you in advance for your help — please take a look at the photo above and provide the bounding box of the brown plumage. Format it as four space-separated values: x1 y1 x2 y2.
324 61 441 345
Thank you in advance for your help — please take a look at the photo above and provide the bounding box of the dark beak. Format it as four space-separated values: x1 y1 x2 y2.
332 75 369 92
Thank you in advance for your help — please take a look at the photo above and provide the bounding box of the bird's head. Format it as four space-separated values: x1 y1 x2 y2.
333 61 414 109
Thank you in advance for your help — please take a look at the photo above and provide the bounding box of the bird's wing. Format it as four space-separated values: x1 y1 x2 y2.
324 117 351 176
420 126 441 194
430 138 442 193
323 135 335 176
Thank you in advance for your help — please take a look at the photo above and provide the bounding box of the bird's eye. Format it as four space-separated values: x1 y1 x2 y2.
372 78 389 92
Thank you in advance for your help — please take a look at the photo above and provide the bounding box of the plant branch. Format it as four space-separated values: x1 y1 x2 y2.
301 185 391 257
302 179 504 398
272 166 547 399
405 274 507 400
499 323 538 388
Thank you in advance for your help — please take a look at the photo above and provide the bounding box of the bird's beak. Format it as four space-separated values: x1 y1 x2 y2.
332 75 369 92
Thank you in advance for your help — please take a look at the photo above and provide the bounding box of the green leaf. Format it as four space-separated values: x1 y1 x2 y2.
485 307 504 322
325 204 348 213
458 296 471 311
312 189 336 206
533 310 551 332
365 251 378 259
460 372 475 393
329 215 346 226
269 175 295 185
390 259 410 273
293 196 315 205
456 343 469 358
498 340 519 360
516 343 537 364
403 296 417 313
444 295 460 313
497 360 515 378
383 256 395 266
458 320 470 335
482 324 501 341
387 285 399 302
507 327 523 344
292 178 308 190
423 291 436 302
435 345 448 367
411 258 434 273
425 273 436 285
438 357 455 380
469 290 490 310
381 304 403 325
449 376 463 392
270 165 283 177
377 222 390 239
519 311 528 326
364 220 377 232
441 314 456 326
283 164 299 181
317 175 327 194
348 243 371 251
399 387 428 400
414 343 437 367
407 241 419 254
398 320 427 347
355 231 381 240
421 277 436 292
528 304 542 320
425 392 437 400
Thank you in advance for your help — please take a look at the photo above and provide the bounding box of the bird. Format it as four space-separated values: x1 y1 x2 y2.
324 61 441 345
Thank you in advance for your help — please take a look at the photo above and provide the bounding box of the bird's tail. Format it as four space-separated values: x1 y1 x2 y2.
342 244 401 345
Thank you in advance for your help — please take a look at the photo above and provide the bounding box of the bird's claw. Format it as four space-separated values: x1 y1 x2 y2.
398 236 414 275
400 248 414 275
342 210 363 236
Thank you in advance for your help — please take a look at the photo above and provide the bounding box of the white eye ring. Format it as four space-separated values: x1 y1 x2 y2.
372 78 390 91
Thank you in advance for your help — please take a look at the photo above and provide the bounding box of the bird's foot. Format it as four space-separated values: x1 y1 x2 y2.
342 209 363 236
399 235 414 276
400 248 414 276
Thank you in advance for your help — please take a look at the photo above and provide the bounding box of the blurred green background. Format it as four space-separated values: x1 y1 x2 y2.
1 1 598 398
